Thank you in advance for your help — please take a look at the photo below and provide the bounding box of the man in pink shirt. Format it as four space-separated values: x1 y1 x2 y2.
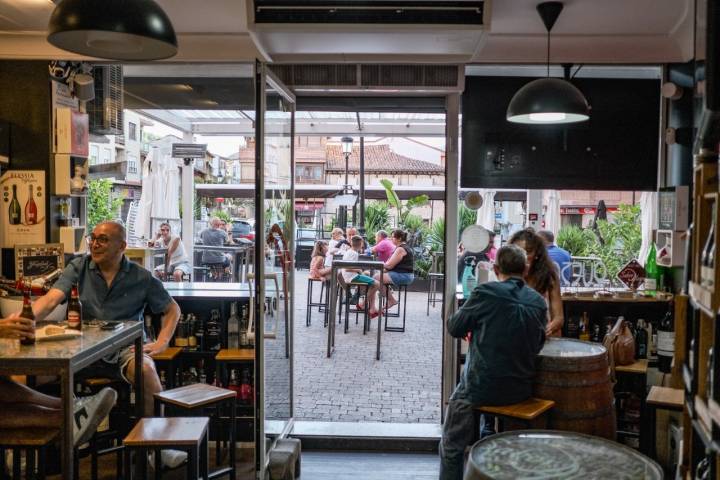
371 230 395 262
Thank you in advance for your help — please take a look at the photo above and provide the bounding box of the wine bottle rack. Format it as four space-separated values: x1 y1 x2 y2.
682 159 720 479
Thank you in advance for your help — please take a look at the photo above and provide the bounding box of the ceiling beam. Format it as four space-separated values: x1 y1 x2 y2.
188 120 447 136
135 109 193 133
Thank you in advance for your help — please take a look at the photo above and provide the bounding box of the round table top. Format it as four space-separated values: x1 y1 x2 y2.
466 430 662 480
539 337 607 358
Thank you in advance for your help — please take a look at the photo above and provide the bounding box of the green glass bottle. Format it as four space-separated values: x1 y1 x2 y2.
644 242 659 294
8 184 21 225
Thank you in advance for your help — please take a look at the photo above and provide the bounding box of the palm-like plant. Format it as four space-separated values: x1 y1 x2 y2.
364 201 391 244
380 179 429 228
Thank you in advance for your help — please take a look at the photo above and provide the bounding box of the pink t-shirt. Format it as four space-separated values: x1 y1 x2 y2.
373 238 395 262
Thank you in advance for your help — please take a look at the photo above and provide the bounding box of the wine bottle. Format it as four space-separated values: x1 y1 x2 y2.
187 315 197 351
591 323 601 343
644 242 659 293
228 302 240 349
240 367 253 403
194 314 204 351
19 285 35 345
174 315 188 347
24 184 37 225
701 206 716 288
66 284 82 331
657 310 674 373
228 369 241 394
635 319 648 359
565 315 579 338
205 309 222 351
8 184 21 225
579 312 590 342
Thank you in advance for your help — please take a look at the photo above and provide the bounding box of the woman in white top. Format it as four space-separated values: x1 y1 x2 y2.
150 222 191 281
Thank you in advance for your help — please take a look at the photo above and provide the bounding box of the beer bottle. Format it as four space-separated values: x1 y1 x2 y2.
19 285 35 345
67 284 82 330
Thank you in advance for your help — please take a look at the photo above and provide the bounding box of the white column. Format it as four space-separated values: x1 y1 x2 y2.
526 189 544 230
181 132 195 273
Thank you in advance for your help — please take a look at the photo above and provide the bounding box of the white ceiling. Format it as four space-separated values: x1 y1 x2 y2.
0 0 696 64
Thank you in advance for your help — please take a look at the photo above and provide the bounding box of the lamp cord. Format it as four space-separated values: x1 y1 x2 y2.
546 29 550 77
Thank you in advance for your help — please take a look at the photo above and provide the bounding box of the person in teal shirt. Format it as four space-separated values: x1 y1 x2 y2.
439 244 547 480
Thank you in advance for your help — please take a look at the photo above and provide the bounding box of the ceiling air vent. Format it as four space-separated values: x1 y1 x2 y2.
87 65 123 135
269 64 462 91
254 1 483 25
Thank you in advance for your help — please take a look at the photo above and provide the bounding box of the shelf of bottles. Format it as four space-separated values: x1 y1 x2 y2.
150 296 256 436
683 157 720 479
563 306 674 450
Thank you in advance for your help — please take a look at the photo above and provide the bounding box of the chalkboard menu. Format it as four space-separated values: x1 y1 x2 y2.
15 243 64 280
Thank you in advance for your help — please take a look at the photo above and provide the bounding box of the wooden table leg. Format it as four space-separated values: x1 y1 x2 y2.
61 366 74 480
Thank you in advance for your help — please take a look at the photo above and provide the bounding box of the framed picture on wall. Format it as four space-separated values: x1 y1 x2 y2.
14 243 64 281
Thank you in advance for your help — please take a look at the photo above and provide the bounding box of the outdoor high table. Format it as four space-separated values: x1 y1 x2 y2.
0 320 144 479
194 244 251 282
327 259 385 360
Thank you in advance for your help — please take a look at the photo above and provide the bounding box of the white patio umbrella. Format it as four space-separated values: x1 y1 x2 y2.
638 191 658 266
133 148 155 242
544 190 561 237
150 153 180 230
475 189 496 231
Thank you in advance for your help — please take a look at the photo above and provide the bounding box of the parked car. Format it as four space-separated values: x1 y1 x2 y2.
231 219 255 241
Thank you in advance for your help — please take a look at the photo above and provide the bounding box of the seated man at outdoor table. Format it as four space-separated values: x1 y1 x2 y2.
0 316 116 447
199 217 231 269
439 244 547 480
31 221 187 469
370 230 395 262
149 222 191 282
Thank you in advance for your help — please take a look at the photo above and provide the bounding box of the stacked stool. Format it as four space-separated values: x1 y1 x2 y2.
154 383 237 479
123 417 209 479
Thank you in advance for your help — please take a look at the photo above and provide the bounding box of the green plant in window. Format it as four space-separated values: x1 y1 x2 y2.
87 179 123 233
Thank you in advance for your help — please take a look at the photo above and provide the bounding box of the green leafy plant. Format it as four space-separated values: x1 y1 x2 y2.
459 205 478 234
380 179 429 228
364 201 391 244
87 179 123 233
557 225 597 256
414 256 432 279
427 218 445 252
213 210 231 224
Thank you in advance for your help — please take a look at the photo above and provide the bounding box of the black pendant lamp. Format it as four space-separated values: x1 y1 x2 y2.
47 0 178 61
506 2 589 124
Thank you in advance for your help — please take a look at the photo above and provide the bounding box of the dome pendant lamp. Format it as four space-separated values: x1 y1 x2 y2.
47 0 178 61
506 2 590 124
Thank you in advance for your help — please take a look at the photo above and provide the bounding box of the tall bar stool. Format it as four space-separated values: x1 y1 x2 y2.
383 283 409 332
338 279 372 334
306 277 328 327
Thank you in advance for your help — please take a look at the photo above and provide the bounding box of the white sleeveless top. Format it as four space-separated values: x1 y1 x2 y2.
159 235 189 266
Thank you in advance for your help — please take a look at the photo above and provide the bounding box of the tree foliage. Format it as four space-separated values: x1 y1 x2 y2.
556 204 642 278
363 201 391 244
380 179 429 228
87 179 123 233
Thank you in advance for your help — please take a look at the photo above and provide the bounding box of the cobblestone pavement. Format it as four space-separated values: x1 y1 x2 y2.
292 270 443 423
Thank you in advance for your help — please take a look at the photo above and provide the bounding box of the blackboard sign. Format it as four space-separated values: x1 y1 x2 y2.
15 243 64 280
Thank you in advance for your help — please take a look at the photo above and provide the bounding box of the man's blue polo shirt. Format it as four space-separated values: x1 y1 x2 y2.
53 255 172 322
547 244 572 285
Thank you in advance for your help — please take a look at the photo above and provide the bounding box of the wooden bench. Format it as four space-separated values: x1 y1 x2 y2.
474 398 555 440
0 428 59 480
123 417 209 480
154 383 237 480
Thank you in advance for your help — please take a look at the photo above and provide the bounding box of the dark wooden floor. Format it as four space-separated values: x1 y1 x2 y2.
300 450 439 480
45 448 439 479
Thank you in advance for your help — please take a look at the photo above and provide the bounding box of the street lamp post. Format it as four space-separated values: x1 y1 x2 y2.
339 136 353 229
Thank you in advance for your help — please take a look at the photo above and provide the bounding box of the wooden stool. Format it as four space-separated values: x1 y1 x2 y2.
154 383 237 480
0 428 58 480
473 398 555 441
152 347 183 390
644 386 683 459
123 417 209 480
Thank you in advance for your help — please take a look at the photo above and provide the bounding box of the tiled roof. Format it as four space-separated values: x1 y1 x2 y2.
236 142 443 173
326 144 442 173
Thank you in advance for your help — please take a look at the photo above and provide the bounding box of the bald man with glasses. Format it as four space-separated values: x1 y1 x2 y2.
30 221 186 468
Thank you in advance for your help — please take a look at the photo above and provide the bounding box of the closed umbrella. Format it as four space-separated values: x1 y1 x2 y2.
544 190 561 237
134 148 155 242
475 189 496 231
638 191 658 266
150 152 181 232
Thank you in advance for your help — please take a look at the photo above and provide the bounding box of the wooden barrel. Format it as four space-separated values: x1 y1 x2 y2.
465 430 662 480
533 337 616 440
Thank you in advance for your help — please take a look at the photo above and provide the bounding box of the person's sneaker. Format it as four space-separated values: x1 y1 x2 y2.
73 387 117 446
160 449 188 469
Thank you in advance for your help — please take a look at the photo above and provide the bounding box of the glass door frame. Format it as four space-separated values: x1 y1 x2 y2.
254 60 296 478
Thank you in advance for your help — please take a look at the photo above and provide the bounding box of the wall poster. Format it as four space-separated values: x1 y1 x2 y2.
0 170 46 247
